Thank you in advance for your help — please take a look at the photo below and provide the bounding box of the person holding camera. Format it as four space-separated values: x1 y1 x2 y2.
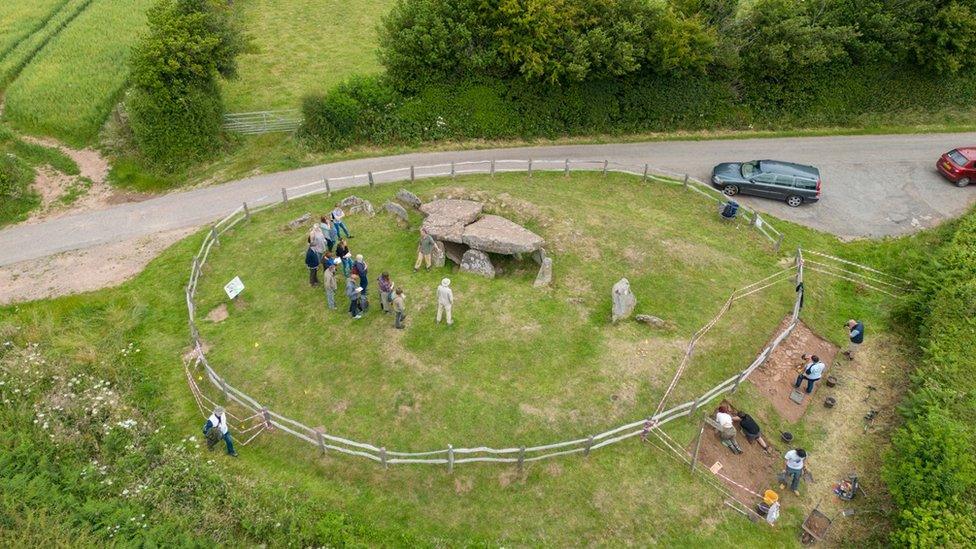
844 319 864 359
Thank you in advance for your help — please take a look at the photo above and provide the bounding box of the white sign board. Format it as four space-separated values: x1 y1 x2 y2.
224 276 245 299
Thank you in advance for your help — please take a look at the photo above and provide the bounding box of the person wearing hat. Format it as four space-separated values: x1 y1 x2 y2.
393 287 407 329
843 319 864 359
346 274 363 319
436 278 454 325
203 406 237 457
323 257 338 310
414 228 436 272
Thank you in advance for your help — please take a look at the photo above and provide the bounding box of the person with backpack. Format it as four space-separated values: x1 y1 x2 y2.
844 319 864 359
203 406 237 457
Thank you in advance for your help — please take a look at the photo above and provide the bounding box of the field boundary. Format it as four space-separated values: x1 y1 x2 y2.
181 161 797 467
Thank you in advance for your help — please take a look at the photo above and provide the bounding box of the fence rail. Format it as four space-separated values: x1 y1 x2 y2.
223 109 301 134
182 159 799 468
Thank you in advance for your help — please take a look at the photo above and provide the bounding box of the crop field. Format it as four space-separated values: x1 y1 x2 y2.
2 0 154 146
221 0 393 112
0 0 66 61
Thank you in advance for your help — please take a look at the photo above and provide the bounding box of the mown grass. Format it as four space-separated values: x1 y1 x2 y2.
0 172 915 545
221 0 393 111
2 0 154 146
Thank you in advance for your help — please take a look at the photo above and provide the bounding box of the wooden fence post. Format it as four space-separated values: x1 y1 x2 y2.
380 447 388 470
584 435 595 457
689 422 706 474
315 427 327 455
210 226 219 245
683 174 689 189
368 171 375 188
261 407 273 430
243 202 250 221
324 178 331 196
774 233 784 253
731 370 747 393
410 165 415 183
490 160 495 177
218 376 229 401
281 187 288 203
450 162 456 178
447 444 455 473
602 160 608 176
528 159 533 178
517 446 526 472
688 396 701 416
643 164 649 182
564 159 570 176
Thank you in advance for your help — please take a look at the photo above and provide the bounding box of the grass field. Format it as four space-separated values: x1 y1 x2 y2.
0 160 933 546
221 0 393 111
0 0 66 61
2 0 154 146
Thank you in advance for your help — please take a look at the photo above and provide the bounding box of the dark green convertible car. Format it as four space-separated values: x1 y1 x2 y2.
711 160 821 207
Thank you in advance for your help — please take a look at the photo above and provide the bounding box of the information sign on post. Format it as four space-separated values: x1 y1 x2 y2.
224 276 245 300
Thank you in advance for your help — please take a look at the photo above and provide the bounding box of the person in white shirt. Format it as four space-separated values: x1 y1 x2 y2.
331 206 352 238
436 278 454 325
202 406 237 457
781 448 807 495
715 404 743 454
794 354 826 394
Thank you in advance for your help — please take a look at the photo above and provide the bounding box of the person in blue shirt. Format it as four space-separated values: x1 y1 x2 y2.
794 354 826 394
844 319 864 359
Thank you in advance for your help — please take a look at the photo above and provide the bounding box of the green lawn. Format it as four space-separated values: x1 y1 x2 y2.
2 0 154 145
0 171 918 545
221 0 393 111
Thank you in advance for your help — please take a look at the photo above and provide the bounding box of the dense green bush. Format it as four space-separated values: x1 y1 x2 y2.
883 210 976 546
300 65 976 150
126 0 246 170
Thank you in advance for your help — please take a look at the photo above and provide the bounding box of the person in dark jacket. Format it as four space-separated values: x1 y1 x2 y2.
305 240 320 286
844 319 864 359
377 272 394 313
734 411 771 453
352 255 368 292
346 274 362 319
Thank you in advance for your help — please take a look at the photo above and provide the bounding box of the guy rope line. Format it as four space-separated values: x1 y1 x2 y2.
804 259 909 291
805 267 905 298
655 427 765 500
804 249 910 283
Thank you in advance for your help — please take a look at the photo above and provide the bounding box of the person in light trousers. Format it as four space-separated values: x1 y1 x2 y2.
393 288 406 329
436 278 454 325
323 258 338 309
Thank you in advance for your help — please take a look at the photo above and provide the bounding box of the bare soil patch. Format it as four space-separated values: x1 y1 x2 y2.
749 317 839 423
688 411 781 503
0 227 196 305
206 303 229 323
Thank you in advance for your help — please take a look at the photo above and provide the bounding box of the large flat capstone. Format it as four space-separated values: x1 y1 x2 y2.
461 214 544 254
420 199 484 243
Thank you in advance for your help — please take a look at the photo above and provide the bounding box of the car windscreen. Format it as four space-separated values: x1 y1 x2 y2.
948 150 969 166
740 161 758 178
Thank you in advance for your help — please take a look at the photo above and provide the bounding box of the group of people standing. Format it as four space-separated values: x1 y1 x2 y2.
303 206 407 326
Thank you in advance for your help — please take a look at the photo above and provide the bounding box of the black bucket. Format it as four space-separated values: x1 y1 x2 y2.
824 396 837 408
781 431 794 443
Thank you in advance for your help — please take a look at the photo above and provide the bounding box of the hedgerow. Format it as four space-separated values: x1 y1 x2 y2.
883 209 976 546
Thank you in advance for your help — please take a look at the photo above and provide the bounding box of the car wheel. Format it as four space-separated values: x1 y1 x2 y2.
786 195 803 208
723 185 739 196
956 177 971 188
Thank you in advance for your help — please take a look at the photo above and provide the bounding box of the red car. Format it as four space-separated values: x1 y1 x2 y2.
936 147 976 187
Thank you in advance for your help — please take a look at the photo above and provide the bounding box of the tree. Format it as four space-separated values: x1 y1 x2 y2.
127 0 247 169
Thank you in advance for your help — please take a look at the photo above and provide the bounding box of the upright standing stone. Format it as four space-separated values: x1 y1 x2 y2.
396 189 422 209
611 278 637 323
460 249 495 278
533 257 553 288
383 200 409 224
431 241 446 268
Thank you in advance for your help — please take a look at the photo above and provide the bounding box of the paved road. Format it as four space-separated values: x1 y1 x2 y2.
2 132 975 267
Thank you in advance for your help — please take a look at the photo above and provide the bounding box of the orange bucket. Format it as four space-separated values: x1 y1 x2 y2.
763 490 779 506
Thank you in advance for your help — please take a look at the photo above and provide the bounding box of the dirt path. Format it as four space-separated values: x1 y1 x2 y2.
0 227 196 305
